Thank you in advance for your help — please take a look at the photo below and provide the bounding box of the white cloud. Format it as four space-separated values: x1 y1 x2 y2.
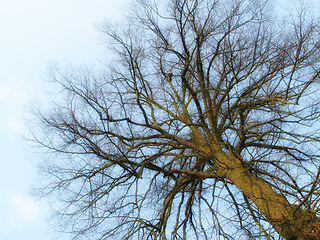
0 78 32 135
0 78 30 104
0 192 44 234
8 193 40 221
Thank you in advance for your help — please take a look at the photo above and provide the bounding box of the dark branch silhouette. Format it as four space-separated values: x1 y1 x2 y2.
32 0 320 239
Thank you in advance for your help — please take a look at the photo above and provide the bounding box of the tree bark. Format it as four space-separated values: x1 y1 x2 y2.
213 147 320 240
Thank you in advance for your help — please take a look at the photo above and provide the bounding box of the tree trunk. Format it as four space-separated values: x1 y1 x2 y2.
213 148 320 240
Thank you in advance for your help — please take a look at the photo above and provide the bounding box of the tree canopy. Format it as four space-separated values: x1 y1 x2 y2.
33 0 320 239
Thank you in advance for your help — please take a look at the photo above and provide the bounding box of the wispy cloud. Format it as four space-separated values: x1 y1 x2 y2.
8 193 40 221
0 78 30 104
0 79 32 135
0 192 45 234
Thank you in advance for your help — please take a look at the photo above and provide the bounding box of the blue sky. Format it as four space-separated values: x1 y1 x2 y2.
0 0 127 239
1 0 319 240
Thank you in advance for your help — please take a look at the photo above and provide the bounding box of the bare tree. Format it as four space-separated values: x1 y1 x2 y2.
33 0 320 239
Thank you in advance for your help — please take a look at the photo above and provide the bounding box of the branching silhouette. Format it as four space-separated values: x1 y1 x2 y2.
32 0 320 239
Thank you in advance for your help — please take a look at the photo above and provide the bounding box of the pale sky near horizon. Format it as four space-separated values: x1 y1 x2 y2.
0 0 319 240
0 1 128 239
